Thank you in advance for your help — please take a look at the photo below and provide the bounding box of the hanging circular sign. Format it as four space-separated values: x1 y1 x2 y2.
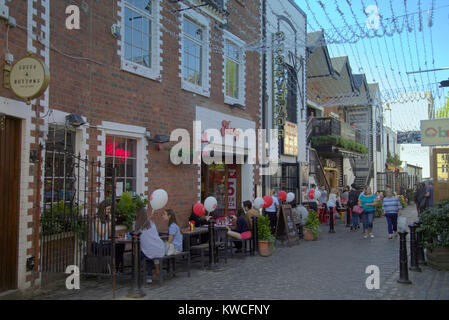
9 55 50 100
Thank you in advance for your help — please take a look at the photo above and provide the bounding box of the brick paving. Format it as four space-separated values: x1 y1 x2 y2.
22 204 449 300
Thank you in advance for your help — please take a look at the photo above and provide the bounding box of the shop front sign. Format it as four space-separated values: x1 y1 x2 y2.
227 165 237 216
421 119 449 146
273 31 287 139
7 55 50 103
283 121 298 156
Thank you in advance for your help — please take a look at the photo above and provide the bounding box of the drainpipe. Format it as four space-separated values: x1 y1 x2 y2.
261 0 267 196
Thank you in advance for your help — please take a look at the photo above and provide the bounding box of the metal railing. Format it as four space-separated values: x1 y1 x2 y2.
310 117 362 144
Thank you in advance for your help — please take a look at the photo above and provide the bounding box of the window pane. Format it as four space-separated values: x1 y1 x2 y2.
124 42 132 61
126 139 137 159
125 7 133 27
184 18 202 41
132 28 142 48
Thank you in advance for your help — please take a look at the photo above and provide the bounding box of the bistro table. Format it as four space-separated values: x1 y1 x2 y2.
182 227 209 251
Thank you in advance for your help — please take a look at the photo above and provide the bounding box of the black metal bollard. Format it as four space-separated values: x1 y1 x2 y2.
397 232 412 284
414 221 427 266
208 217 218 270
409 224 422 272
127 231 145 299
252 216 258 256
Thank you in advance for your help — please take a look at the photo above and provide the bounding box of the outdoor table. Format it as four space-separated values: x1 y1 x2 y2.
182 227 209 251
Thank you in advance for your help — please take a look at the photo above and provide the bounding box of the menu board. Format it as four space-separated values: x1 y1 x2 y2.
275 204 299 245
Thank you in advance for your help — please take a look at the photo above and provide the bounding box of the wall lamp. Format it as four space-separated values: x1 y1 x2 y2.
66 114 86 127
147 133 170 151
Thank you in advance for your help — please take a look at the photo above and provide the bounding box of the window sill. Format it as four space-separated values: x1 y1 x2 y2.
121 59 161 82
224 96 245 108
181 80 210 98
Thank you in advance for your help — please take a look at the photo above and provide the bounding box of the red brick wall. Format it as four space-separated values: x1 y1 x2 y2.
46 0 261 231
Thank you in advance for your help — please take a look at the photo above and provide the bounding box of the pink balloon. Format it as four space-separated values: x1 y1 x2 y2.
193 203 206 217
263 196 273 209
278 191 287 201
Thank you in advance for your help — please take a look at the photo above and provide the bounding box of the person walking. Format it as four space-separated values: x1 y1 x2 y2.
424 181 434 208
320 185 328 213
416 182 427 215
327 188 339 233
265 190 279 234
358 186 378 239
382 189 403 239
347 184 361 230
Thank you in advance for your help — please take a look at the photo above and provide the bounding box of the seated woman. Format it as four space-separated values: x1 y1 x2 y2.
163 209 183 253
136 209 165 284
92 200 125 273
226 207 251 252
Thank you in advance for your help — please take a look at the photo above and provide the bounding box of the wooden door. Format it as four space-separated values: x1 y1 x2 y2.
0 115 21 292
433 148 449 203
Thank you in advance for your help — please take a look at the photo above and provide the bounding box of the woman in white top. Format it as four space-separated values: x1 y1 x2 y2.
327 188 339 233
136 209 165 284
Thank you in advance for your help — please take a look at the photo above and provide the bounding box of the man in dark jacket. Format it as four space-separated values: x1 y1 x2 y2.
416 183 428 215
347 183 361 230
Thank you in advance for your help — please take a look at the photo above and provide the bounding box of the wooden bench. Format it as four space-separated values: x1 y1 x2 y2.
144 251 191 285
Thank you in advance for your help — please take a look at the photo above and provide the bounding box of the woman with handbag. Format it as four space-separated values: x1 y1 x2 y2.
358 186 378 239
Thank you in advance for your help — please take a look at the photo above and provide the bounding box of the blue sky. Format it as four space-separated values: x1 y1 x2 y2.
295 0 449 127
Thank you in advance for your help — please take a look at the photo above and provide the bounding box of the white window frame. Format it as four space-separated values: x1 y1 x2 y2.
222 30 246 107
98 122 148 199
180 9 211 97
119 0 162 81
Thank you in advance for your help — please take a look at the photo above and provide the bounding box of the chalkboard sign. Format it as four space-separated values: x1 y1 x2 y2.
275 204 299 245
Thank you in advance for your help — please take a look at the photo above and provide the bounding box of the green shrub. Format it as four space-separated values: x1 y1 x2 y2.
257 215 276 246
304 210 321 238
417 199 449 250
41 201 85 236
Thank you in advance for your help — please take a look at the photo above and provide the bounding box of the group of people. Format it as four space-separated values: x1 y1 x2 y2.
414 181 434 215
306 183 413 240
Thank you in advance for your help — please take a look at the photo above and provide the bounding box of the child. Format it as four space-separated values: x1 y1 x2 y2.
163 209 183 253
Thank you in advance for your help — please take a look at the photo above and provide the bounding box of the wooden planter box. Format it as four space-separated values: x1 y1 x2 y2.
427 246 449 270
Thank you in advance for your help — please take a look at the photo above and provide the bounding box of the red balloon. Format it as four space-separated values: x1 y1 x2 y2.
193 203 206 216
278 191 287 201
263 195 273 209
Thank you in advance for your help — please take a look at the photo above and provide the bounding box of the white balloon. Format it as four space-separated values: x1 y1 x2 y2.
287 192 295 203
150 189 168 210
204 197 217 212
254 197 265 210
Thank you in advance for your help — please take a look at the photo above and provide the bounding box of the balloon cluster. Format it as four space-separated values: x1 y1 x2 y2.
193 196 218 217
253 191 296 210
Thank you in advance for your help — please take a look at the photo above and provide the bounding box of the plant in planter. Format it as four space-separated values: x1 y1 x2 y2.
417 199 449 270
115 193 148 230
398 195 407 208
375 201 383 218
41 201 84 236
257 215 276 257
304 210 321 240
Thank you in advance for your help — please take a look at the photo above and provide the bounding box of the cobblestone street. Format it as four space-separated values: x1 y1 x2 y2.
27 205 449 300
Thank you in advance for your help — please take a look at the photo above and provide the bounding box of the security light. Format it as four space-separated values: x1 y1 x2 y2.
66 114 86 127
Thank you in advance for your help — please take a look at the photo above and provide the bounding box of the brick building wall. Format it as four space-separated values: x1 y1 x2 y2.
0 0 261 291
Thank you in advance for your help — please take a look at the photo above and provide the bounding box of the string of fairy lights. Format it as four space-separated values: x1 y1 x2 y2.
6 0 448 123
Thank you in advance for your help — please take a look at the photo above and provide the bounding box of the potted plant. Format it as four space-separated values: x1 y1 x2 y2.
115 193 148 231
304 210 321 240
257 215 275 257
375 201 383 218
417 199 449 270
